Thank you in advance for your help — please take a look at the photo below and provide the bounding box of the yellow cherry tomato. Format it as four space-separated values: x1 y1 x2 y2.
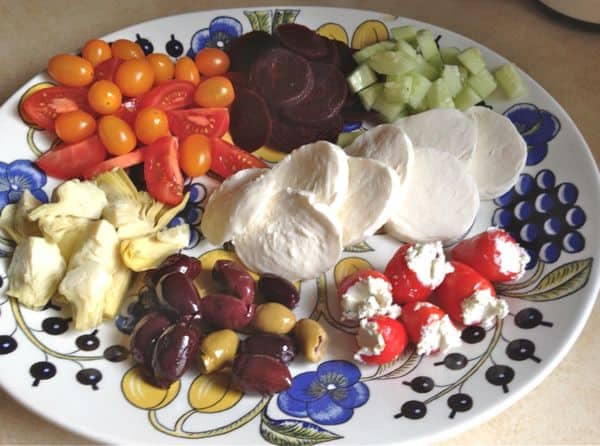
194 76 235 108
194 48 230 76
47 54 94 87
98 115 137 155
179 134 212 177
81 39 112 67
134 107 170 145
88 80 122 114
146 53 175 84
174 57 201 86
110 39 144 60
114 59 155 97
54 110 97 143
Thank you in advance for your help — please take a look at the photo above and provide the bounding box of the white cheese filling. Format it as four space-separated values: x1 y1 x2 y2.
405 241 454 288
462 288 509 329
341 276 400 321
417 314 462 356
491 228 530 279
354 319 386 362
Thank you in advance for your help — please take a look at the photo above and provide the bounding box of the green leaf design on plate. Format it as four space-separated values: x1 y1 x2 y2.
272 9 300 31
502 258 593 301
362 345 420 381
260 413 342 445
244 10 272 32
343 241 374 253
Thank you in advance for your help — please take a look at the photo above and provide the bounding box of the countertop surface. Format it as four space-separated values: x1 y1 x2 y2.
0 0 599 444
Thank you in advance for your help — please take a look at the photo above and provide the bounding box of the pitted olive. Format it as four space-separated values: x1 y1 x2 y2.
252 302 296 334
197 329 240 374
258 273 299 308
293 318 328 362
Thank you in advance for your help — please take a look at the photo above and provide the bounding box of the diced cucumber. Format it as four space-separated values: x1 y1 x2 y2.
384 76 412 103
347 64 378 94
358 83 383 110
391 25 417 44
457 47 486 75
416 29 443 70
458 65 469 83
368 51 416 75
441 65 463 97
440 46 460 65
414 55 440 81
494 63 527 99
467 69 498 99
426 79 455 109
454 85 481 110
408 72 432 109
353 41 396 64
337 131 363 148
396 39 417 59
372 95 407 123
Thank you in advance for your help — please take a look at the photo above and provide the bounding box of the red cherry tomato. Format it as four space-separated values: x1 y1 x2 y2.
47 54 94 87
210 137 268 179
194 76 235 108
82 148 145 180
138 80 195 111
384 244 435 305
54 110 97 143
179 134 212 177
94 57 122 82
21 86 93 130
167 107 229 141
82 39 112 67
36 135 107 180
144 136 184 205
194 48 230 76
356 316 407 365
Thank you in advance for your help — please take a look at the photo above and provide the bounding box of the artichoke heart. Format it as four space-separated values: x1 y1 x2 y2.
38 216 95 261
0 190 43 243
120 224 190 272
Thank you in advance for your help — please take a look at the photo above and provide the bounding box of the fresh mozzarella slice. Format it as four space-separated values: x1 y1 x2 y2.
345 124 414 183
466 106 527 199
200 168 271 245
394 108 477 161
337 157 400 246
385 147 480 243
233 189 342 281
267 141 349 211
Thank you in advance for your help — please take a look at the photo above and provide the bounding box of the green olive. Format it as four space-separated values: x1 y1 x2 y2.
294 319 328 362
252 302 296 335
197 329 240 374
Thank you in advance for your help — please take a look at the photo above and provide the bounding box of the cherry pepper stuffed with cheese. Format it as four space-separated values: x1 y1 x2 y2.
337 269 400 321
449 228 530 282
434 261 509 329
354 315 408 365
384 241 454 305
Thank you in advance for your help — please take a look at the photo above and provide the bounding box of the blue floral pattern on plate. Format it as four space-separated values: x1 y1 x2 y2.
0 160 47 210
186 16 243 58
168 182 207 249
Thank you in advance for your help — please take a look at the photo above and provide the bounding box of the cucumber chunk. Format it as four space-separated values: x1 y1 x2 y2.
440 46 460 65
384 76 413 103
353 41 396 64
391 25 417 44
441 65 463 97
414 55 440 81
408 72 432 109
426 79 455 109
467 69 498 99
337 131 363 148
368 51 417 75
494 63 527 99
454 85 481 110
347 64 378 94
358 83 383 110
416 29 443 70
396 40 417 59
372 95 407 123
457 47 486 75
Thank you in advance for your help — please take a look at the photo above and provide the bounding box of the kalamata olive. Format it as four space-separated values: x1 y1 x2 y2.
156 272 202 316
212 260 255 304
152 322 200 388
231 353 292 394
258 273 299 308
293 319 328 362
240 333 296 363
130 311 172 369
252 302 296 334
146 254 202 287
197 329 239 373
201 294 255 330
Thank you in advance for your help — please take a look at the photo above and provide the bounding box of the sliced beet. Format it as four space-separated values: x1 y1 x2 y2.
317 37 340 66
249 48 314 109
229 88 272 152
274 23 329 60
334 40 357 75
268 113 342 153
224 71 248 91
226 31 279 73
280 62 347 126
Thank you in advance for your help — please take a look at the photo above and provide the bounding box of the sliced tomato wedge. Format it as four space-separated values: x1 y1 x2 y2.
113 97 140 127
22 86 93 130
167 107 229 141
210 137 268 178
144 136 184 205
82 148 145 180
36 135 107 180
94 57 123 82
139 80 196 111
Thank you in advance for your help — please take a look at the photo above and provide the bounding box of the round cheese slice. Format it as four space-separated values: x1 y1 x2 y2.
233 189 342 281
385 147 480 243
466 106 527 199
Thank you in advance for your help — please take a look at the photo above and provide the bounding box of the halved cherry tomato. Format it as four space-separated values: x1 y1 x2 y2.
144 136 184 205
210 137 267 178
98 115 137 155
82 39 112 67
54 110 97 143
94 57 122 82
115 59 155 97
48 54 94 87
36 135 107 180
167 107 229 141
111 39 144 60
175 57 200 86
146 53 175 84
82 148 145 180
88 80 122 114
138 80 195 111
21 86 93 130
179 134 211 177
194 76 234 108
194 48 230 76
134 107 170 145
